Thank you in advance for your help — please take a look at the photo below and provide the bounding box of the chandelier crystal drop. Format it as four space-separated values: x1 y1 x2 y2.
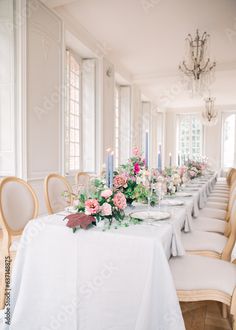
179 29 216 96
202 97 218 126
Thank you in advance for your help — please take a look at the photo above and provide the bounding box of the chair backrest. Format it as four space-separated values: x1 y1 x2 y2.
0 177 39 235
222 200 236 260
44 173 72 214
231 243 236 264
225 181 236 221
226 168 233 185
75 172 91 186
229 169 236 186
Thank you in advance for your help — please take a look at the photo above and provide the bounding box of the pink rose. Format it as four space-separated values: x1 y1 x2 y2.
101 203 112 216
101 189 113 199
178 166 186 177
132 147 140 156
189 170 197 178
85 199 100 215
134 163 140 174
113 174 128 188
113 192 127 210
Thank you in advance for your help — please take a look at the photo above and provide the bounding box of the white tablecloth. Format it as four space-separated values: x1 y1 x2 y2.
5 216 185 330
4 173 217 330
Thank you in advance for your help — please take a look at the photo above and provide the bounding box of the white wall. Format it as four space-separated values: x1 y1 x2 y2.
3 0 165 217
0 0 15 176
14 0 63 215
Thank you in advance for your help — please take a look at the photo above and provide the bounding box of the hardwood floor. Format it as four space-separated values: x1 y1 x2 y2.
0 230 233 329
181 301 233 330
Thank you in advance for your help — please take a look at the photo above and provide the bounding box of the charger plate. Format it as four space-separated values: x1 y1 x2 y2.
175 192 192 197
130 211 171 221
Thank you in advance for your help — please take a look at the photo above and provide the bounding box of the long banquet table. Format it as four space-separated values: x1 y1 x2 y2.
4 173 217 330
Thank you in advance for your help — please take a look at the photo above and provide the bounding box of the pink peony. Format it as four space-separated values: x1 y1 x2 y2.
134 163 140 174
101 202 112 216
113 192 127 210
85 199 100 215
101 189 113 199
113 174 128 188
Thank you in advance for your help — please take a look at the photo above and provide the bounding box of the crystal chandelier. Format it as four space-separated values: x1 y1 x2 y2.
179 29 216 95
202 97 218 126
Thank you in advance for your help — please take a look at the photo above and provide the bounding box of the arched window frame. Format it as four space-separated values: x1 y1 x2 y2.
176 114 204 163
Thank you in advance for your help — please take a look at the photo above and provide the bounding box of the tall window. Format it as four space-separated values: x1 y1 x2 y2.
177 115 203 160
65 50 80 173
222 113 236 168
114 85 131 167
114 86 120 168
65 50 96 174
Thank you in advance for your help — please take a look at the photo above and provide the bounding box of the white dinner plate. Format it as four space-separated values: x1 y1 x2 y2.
130 211 171 221
184 188 199 191
161 199 184 206
175 192 192 197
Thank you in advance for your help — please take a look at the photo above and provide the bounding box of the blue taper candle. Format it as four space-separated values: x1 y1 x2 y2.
109 152 114 189
145 131 149 169
106 148 111 187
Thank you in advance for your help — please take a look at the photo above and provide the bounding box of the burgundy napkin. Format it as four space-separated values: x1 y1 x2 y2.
65 213 95 230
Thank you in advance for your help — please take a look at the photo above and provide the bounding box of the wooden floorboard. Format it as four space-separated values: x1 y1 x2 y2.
181 301 232 330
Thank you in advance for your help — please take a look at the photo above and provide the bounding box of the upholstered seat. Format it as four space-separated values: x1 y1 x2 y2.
210 191 229 196
169 255 236 296
212 189 230 194
198 208 227 220
181 230 227 255
10 237 21 252
192 217 226 234
216 177 227 183
205 201 228 210
207 196 228 203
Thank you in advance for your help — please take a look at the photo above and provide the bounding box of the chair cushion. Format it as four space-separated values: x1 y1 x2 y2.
210 193 229 199
212 188 229 193
205 201 228 210
169 255 236 295
199 208 226 220
217 177 227 182
10 237 20 252
181 230 227 254
207 197 228 203
192 217 226 234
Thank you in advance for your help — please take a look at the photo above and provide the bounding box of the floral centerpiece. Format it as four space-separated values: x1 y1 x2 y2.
185 160 206 179
178 165 189 185
64 178 127 232
161 167 182 195
112 147 149 205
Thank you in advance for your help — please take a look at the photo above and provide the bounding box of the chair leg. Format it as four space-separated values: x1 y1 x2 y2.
222 303 228 318
0 254 6 309
0 232 11 309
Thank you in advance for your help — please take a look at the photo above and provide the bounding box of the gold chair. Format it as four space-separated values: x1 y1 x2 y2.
169 253 236 329
75 171 91 186
0 177 39 309
181 200 236 260
44 173 72 214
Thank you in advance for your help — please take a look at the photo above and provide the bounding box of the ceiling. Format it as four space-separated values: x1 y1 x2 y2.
43 0 236 108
